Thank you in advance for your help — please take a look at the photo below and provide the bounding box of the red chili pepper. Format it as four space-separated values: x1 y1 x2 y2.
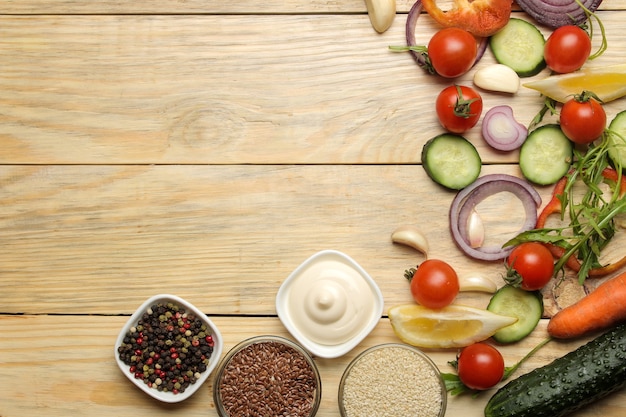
602 167 626 196
421 0 513 37
536 175 567 229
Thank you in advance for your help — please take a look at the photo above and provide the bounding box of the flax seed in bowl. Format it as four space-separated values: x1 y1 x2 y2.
338 343 447 417
213 335 322 417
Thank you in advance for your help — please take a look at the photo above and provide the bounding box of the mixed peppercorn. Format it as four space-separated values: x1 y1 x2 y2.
117 302 215 394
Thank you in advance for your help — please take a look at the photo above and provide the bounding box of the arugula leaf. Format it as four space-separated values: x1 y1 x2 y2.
506 134 626 284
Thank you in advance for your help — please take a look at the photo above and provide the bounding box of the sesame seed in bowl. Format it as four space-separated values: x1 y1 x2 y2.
338 343 447 417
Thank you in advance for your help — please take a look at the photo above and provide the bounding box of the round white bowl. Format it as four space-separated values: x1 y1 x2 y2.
114 294 223 403
276 250 384 358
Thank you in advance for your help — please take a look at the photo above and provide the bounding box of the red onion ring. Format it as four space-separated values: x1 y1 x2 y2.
481 106 528 152
405 0 488 69
450 174 542 261
516 0 603 28
406 0 426 67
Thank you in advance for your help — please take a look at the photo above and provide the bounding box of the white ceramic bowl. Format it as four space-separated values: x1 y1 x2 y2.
114 294 223 403
276 250 384 358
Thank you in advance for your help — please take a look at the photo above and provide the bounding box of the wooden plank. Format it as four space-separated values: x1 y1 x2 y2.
0 315 623 417
3 0 626 14
2 0 370 14
1 13 625 165
3 163 624 315
0 164 525 314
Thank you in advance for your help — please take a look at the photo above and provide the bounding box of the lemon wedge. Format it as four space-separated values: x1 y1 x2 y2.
388 304 518 348
523 63 626 103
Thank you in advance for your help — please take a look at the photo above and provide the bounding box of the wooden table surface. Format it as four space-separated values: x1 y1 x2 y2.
2 1 626 416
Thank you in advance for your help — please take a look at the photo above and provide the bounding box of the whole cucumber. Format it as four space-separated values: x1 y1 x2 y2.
485 323 626 417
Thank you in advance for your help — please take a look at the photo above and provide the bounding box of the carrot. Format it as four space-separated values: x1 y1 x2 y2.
547 271 626 338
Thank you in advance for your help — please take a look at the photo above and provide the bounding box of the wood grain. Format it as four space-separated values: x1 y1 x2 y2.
3 0 626 14
1 1 626 416
1 12 625 164
0 163 544 315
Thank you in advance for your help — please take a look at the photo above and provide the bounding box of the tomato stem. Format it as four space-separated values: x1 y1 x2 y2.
388 45 436 75
453 85 480 119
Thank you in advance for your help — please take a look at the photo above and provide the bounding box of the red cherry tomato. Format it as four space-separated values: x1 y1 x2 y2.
435 85 483 134
544 25 592 74
506 242 554 291
560 93 607 144
410 259 459 309
457 343 505 390
427 28 477 78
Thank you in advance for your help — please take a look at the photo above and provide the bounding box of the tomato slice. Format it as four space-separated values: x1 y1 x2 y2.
422 0 513 37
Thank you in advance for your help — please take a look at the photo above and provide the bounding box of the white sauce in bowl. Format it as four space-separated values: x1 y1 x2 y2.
276 250 384 357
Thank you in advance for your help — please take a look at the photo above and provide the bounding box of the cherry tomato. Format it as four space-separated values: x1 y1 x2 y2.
457 343 505 390
506 242 554 291
544 25 592 74
427 28 477 78
435 85 483 133
410 259 459 309
560 93 607 144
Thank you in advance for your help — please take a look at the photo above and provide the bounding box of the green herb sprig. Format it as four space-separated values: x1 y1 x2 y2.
506 131 626 284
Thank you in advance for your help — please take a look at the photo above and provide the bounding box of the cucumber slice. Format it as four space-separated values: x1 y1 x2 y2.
608 110 626 170
490 18 546 77
487 285 543 343
421 134 481 190
519 124 573 185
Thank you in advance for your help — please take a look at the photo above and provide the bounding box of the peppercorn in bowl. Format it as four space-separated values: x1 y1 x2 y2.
114 294 223 403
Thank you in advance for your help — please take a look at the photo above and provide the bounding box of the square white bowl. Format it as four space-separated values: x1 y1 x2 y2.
276 250 384 358
114 294 223 403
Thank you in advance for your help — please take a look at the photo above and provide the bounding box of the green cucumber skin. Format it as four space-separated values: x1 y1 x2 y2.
608 110 626 169
519 124 573 185
487 285 543 343
485 323 626 417
489 18 546 77
421 134 481 190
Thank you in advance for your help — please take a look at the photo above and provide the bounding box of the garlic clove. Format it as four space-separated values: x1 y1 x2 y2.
391 225 429 258
459 275 498 293
467 209 485 248
473 64 520 94
365 0 396 33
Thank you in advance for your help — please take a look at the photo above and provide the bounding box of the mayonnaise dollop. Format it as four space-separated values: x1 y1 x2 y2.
283 256 380 346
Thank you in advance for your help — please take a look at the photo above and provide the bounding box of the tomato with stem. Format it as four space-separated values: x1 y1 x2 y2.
436 85 483 134
427 28 477 78
560 91 607 144
407 259 459 309
544 25 591 74
457 342 505 390
506 242 554 291
390 27 477 78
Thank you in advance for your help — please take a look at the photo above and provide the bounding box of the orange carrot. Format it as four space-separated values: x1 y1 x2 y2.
547 271 626 338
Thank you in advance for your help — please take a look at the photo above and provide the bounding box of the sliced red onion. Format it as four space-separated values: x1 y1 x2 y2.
405 0 426 67
481 106 528 152
516 0 603 28
450 174 542 261
405 0 488 69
